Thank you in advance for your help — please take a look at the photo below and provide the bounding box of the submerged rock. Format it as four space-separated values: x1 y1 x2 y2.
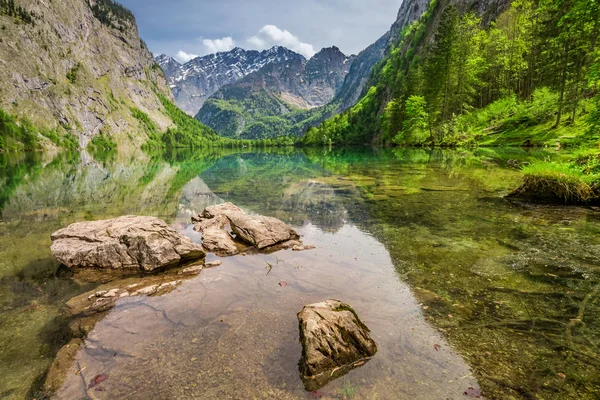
51 216 205 271
44 338 84 393
192 203 304 254
46 272 195 396
65 277 185 317
204 260 223 268
292 244 317 252
297 299 377 391
178 265 203 276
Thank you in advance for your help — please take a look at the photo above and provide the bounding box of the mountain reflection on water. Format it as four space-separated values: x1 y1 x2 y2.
0 147 598 399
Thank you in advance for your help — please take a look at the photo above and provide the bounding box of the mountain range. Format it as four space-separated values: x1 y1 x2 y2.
0 0 436 149
193 46 358 139
155 46 305 116
157 28 395 139
0 0 520 150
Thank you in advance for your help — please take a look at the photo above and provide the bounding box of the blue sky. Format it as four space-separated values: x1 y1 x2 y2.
119 0 402 62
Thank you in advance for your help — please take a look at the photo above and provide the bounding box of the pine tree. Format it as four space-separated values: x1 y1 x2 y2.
424 5 459 140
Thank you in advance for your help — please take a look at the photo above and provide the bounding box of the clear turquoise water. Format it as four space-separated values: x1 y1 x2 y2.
0 147 598 399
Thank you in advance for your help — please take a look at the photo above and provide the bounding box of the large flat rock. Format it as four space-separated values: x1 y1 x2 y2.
297 299 377 391
51 216 205 271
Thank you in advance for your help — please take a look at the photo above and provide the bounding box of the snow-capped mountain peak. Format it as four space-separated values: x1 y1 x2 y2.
155 46 304 115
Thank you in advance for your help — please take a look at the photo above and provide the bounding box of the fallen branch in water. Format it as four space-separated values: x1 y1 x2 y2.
566 285 599 348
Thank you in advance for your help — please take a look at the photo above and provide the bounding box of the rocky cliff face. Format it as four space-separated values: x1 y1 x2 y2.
303 47 355 107
334 33 390 112
156 46 302 115
387 0 432 47
388 0 510 47
0 0 174 149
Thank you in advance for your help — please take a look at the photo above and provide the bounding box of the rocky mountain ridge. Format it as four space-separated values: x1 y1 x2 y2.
194 46 355 139
211 46 354 109
156 46 304 115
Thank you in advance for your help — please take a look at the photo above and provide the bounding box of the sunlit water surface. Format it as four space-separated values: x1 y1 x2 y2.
0 148 598 399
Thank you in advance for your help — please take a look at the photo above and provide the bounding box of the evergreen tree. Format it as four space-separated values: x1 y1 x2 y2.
425 5 459 139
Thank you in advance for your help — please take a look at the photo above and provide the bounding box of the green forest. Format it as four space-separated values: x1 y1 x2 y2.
89 0 135 31
140 93 297 149
0 109 78 152
197 86 337 140
303 0 600 149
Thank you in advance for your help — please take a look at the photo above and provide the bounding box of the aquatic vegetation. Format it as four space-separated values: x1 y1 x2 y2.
319 152 600 398
336 382 357 399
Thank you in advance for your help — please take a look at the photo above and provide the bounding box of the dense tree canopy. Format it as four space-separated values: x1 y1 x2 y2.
304 0 600 147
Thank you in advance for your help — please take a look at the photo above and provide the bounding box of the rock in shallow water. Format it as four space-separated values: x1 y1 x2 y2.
201 225 247 256
200 202 244 219
227 212 299 249
192 202 302 254
297 299 377 391
51 215 205 271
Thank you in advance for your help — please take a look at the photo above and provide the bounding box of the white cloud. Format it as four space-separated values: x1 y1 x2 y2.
246 25 316 58
246 36 266 49
202 36 236 54
175 50 199 63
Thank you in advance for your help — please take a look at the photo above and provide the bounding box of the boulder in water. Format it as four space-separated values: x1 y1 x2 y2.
227 212 299 249
51 216 205 272
192 203 302 254
297 299 377 391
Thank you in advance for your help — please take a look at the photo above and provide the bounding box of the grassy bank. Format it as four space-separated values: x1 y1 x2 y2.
509 151 600 204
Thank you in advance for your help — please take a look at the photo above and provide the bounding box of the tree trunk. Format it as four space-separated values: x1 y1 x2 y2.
554 40 569 129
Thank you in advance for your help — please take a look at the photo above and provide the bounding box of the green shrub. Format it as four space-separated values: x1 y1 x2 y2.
527 87 558 124
400 95 430 144
0 108 38 151
510 153 600 205
87 131 117 151
66 63 81 84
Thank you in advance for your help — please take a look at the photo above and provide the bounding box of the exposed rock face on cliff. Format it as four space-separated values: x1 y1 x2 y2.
298 300 378 391
0 0 174 149
386 0 432 47
51 215 205 271
331 34 389 113
388 0 511 47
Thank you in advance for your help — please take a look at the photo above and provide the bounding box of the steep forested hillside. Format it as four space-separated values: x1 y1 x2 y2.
304 0 599 147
